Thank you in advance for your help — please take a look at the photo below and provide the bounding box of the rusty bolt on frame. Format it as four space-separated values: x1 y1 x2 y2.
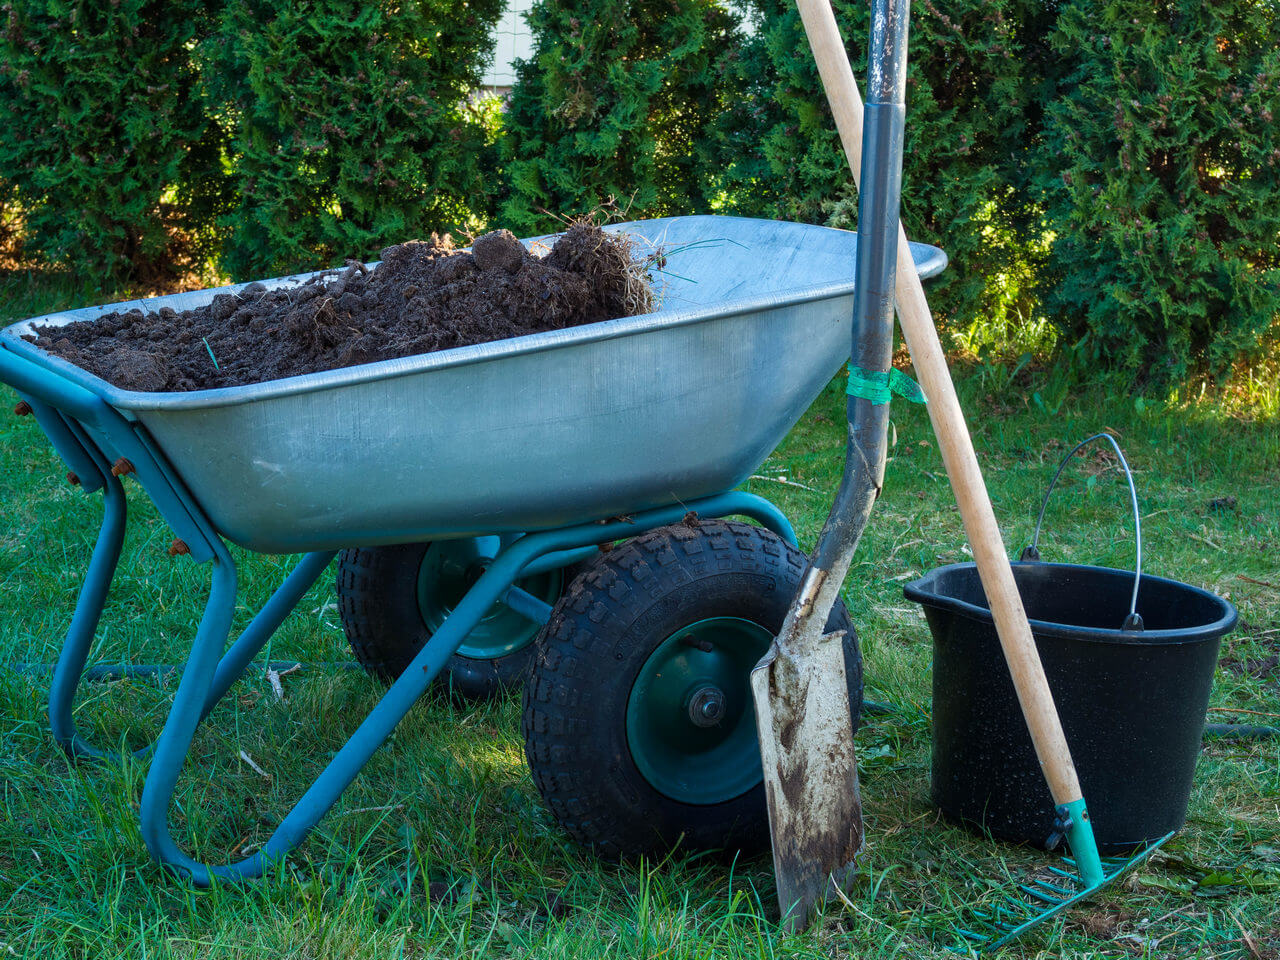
110 458 134 477
13 401 32 416
168 539 190 557
67 472 80 486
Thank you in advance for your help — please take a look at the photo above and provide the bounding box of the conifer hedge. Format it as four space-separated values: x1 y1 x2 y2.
204 0 504 280
0 180 18 262
0 1 226 283
1033 0 1280 383
497 0 736 235
713 0 1031 329
0 0 1275 381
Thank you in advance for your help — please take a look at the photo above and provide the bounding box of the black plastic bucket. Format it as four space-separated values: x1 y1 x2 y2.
904 435 1238 853
906 561 1236 852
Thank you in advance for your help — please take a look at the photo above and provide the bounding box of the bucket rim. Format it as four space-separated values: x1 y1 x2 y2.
903 561 1238 645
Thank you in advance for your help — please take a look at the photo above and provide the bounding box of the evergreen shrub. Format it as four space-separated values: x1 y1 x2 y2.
1035 0 1280 383
205 0 504 279
498 0 737 235
714 0 1032 329
0 1 226 283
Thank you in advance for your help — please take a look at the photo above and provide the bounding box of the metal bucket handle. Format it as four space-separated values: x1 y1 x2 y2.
1019 432 1144 632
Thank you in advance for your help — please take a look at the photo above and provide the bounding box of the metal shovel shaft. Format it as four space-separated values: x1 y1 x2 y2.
751 0 912 932
811 0 909 585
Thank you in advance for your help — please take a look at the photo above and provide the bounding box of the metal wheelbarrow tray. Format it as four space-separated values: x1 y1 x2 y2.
0 214 945 884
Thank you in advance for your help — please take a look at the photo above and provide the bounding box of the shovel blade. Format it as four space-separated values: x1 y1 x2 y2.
750 632 863 931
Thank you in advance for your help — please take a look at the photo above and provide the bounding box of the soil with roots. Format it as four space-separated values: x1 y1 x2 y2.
29 225 655 392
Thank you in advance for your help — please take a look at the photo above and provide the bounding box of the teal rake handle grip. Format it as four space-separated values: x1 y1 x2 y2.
1061 799 1105 886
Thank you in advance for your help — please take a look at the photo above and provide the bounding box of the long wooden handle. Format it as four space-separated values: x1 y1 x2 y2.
795 0 1083 806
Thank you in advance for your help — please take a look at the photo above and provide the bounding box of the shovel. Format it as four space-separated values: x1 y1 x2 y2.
754 0 1152 941
749 0 912 930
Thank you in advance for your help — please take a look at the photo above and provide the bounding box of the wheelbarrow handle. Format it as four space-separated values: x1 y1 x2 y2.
795 0 1103 882
0 344 107 424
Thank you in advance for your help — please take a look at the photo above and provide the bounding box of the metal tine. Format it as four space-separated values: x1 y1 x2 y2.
970 909 1018 930
993 900 1034 922
967 892 1039 928
1019 884 1069 905
1029 879 1076 897
1060 854 1118 878
969 915 1016 933
949 836 1175 952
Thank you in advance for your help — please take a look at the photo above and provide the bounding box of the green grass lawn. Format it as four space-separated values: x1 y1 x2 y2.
0 272 1277 958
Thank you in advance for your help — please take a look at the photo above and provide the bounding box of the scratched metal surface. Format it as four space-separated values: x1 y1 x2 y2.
1 216 946 552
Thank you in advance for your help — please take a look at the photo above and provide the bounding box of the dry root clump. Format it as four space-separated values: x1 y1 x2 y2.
545 220 656 319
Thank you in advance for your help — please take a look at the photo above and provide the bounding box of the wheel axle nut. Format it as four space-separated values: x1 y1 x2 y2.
168 539 190 557
111 458 134 477
687 685 727 728
13 401 32 416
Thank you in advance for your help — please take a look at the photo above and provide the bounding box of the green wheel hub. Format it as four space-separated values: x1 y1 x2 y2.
416 536 562 659
625 617 773 805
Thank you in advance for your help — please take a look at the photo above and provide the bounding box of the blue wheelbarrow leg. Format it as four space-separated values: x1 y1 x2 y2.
48 470 128 759
46 452 337 761
199 549 337 719
135 490 795 885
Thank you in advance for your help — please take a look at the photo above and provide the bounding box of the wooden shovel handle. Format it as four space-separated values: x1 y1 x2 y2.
795 0 1083 807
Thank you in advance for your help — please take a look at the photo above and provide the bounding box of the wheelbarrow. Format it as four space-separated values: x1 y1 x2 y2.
0 214 946 883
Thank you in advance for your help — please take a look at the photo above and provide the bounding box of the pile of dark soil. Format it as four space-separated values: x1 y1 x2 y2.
29 225 655 392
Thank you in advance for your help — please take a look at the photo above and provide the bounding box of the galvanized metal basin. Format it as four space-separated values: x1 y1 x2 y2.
2 216 945 553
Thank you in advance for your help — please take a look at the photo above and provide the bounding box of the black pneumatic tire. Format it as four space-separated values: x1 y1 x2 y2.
336 542 574 699
522 519 862 859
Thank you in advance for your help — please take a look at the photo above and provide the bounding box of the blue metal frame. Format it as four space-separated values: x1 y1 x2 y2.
4 337 798 885
44 421 339 763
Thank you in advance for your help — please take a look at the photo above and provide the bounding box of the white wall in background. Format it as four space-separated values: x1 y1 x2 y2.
478 1 755 91
482 0 537 90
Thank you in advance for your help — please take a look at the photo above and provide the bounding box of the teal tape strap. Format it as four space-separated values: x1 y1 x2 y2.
847 365 927 405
